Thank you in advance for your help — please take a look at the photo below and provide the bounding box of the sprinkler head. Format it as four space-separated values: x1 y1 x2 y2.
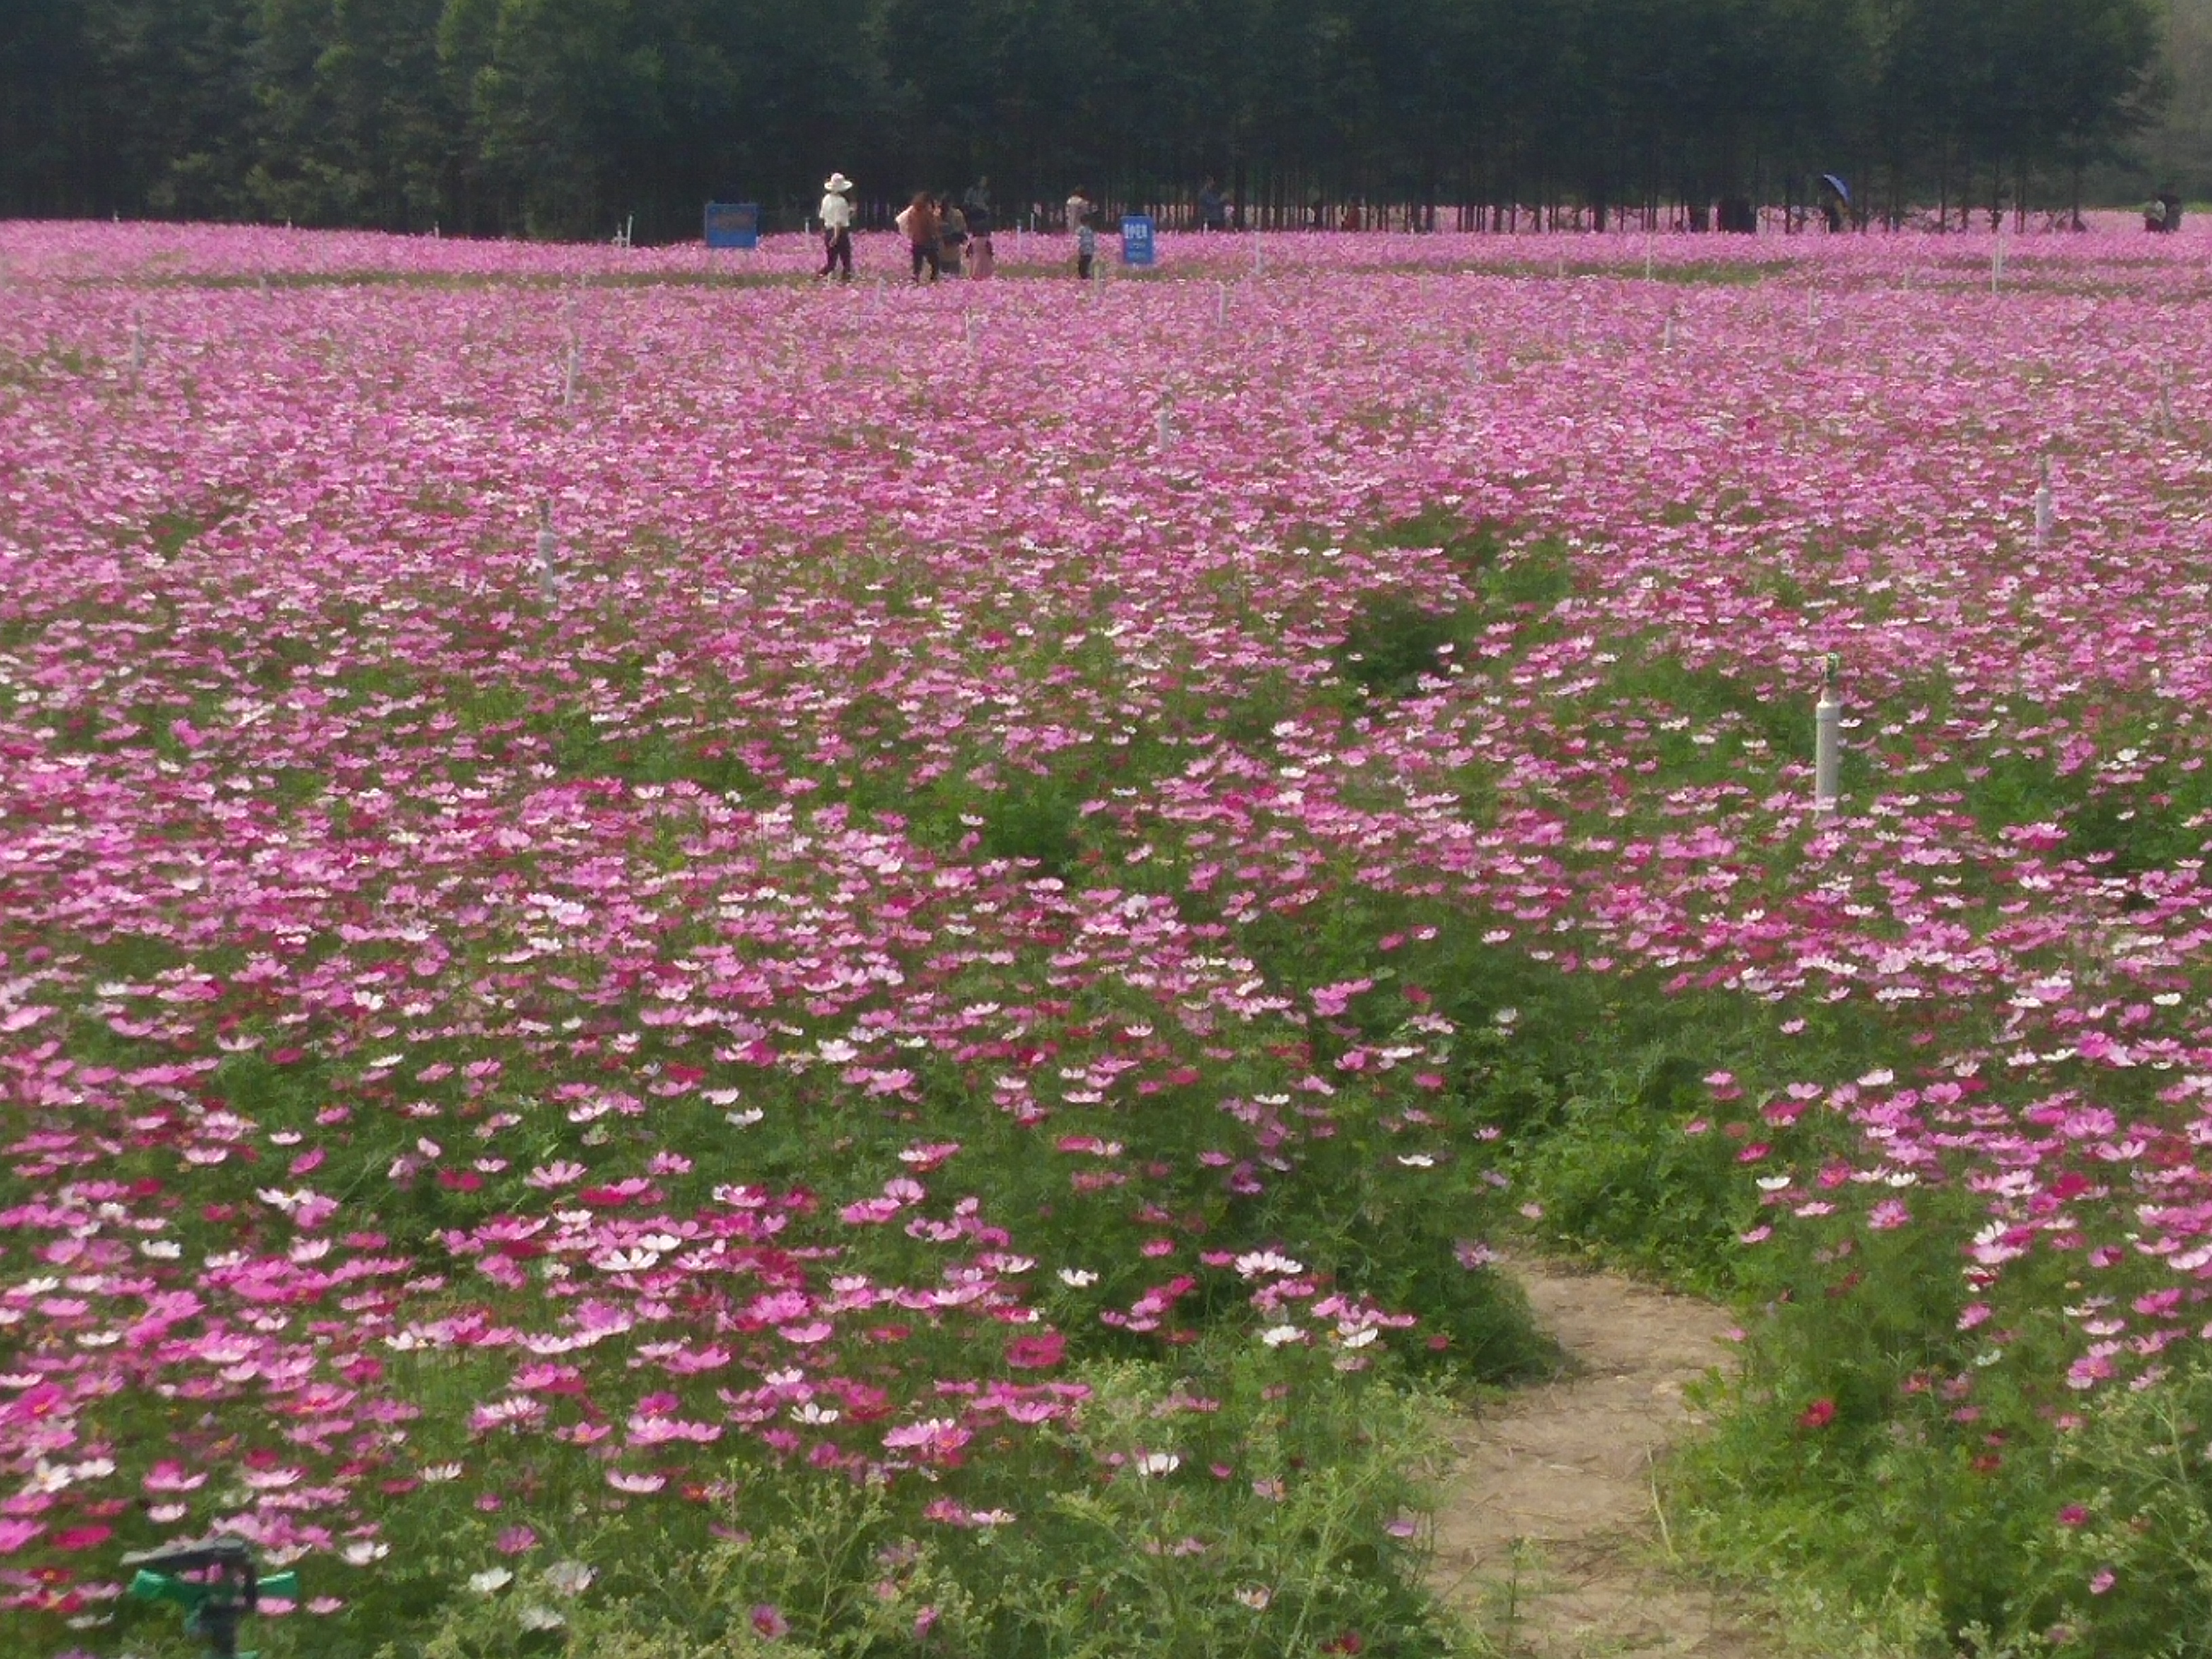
124 1534 297 1658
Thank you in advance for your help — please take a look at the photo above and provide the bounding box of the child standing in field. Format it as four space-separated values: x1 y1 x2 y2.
966 197 995 279
1074 211 1097 281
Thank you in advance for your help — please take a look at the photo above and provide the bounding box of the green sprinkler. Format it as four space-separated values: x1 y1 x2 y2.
124 1534 298 1659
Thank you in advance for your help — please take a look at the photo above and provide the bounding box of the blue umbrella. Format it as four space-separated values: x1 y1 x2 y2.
1820 173 1851 205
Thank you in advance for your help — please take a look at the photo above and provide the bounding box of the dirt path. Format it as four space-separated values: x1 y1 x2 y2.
1429 1256 1774 1658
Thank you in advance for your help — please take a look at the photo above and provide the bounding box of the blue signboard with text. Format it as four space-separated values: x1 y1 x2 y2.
1120 215 1156 267
704 203 761 250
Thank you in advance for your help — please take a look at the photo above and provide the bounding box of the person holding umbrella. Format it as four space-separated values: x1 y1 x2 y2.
1817 173 1849 233
817 172 856 281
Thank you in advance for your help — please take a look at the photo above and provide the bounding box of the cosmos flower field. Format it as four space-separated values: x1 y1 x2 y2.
6 220 2212 1657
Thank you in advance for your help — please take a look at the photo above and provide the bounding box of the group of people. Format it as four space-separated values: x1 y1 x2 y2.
892 180 1001 282
815 173 1110 283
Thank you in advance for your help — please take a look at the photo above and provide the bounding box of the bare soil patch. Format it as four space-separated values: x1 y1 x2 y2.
1430 1257 1775 1658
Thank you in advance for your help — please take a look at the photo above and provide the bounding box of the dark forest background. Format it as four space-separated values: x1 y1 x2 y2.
0 0 2183 241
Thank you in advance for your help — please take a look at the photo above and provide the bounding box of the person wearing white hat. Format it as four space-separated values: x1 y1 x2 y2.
818 173 855 281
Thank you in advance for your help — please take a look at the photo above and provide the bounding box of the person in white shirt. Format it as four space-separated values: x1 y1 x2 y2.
1065 188 1090 233
818 173 855 281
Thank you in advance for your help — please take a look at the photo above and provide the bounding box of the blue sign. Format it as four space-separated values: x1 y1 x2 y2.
704 203 761 250
1120 215 1156 268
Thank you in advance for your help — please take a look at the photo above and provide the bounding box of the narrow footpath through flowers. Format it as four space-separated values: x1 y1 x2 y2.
1431 1260 1771 1658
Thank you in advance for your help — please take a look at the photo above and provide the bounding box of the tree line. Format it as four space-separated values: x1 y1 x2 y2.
0 0 2165 243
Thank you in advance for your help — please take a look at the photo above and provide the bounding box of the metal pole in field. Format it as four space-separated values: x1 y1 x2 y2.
2033 455 2053 548
1814 655 1842 814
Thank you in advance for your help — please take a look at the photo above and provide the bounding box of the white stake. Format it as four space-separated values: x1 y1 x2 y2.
2158 371 2175 434
2034 456 2053 548
1644 232 1654 281
1662 311 1675 352
965 311 976 348
1156 398 1175 451
1218 282 1229 325
1814 655 1842 814
535 507 561 605
1992 237 2005 291
563 336 579 406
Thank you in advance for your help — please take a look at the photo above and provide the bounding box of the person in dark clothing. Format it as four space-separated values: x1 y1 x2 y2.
1197 177 1228 232
940 199 968 276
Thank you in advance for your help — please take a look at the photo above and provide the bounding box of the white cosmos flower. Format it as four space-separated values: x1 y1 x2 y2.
1135 1453 1181 1477
469 1568 513 1595
543 1560 595 1597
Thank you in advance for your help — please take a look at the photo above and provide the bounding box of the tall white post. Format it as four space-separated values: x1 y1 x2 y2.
2033 455 2053 548
1814 655 1842 815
